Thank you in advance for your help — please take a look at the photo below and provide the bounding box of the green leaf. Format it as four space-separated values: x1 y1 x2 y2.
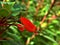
0 2 15 11
53 42 58 45
0 8 9 17
52 20 59 24
45 29 56 36
9 26 19 34
40 4 50 16
41 34 57 43
28 6 36 12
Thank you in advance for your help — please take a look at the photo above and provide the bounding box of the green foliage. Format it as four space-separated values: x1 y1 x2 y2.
0 8 9 17
0 0 60 45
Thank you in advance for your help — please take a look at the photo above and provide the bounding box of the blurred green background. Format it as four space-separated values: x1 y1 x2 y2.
0 0 60 45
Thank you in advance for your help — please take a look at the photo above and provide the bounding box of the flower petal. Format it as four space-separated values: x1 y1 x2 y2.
17 24 25 32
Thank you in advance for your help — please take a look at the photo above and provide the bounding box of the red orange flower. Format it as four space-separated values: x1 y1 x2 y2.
17 24 25 32
20 17 36 32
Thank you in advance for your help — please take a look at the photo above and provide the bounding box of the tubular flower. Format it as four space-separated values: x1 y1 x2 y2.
20 17 37 32
17 24 25 32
